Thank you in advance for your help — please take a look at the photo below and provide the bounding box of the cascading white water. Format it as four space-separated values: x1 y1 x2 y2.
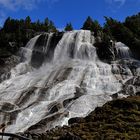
0 30 126 134
10 35 40 78
115 42 132 59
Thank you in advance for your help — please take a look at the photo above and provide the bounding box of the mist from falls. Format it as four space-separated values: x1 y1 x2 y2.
0 30 135 134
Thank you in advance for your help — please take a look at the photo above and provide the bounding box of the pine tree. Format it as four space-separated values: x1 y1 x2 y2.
25 16 31 29
3 17 11 32
44 18 50 32
64 23 73 31
48 20 57 32
124 13 140 38
82 16 93 30
35 19 41 31
44 18 49 27
82 16 102 35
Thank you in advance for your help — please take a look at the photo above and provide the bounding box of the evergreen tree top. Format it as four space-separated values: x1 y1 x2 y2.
64 23 73 31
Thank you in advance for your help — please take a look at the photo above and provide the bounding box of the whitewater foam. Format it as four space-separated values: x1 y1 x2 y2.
0 30 133 134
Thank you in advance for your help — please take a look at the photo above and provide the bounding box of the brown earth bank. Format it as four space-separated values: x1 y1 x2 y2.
13 95 140 140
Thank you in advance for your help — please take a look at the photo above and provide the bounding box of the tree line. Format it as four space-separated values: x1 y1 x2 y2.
0 16 57 57
0 13 140 58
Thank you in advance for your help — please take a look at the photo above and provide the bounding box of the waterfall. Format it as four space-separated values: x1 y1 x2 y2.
0 30 131 134
115 42 132 59
10 35 40 78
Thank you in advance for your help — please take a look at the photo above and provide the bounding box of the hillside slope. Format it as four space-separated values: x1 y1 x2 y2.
21 95 140 140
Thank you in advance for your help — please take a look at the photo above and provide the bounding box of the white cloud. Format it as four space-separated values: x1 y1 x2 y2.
0 0 60 25
105 0 126 8
0 0 46 26
0 0 60 11
0 0 45 11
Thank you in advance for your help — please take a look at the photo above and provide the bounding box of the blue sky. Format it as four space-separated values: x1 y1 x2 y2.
0 0 140 29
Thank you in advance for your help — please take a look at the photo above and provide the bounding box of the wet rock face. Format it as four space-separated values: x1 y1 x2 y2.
96 41 116 61
0 55 20 82
31 32 63 68
0 102 17 111
31 34 48 68
122 76 140 95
